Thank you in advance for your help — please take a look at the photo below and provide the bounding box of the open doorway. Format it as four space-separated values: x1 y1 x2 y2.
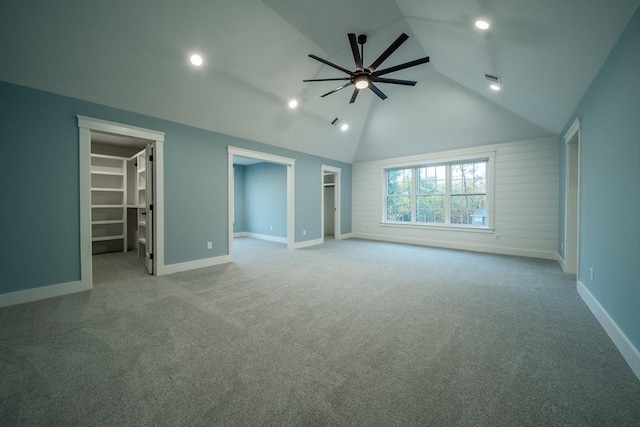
89 132 151 281
321 165 341 242
563 118 581 276
78 116 165 289
227 147 295 260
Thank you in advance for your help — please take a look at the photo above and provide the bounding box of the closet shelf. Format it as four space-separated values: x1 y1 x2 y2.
92 235 124 242
92 220 124 225
139 221 146 226
92 204 125 208
91 187 125 192
139 237 146 244
91 171 124 176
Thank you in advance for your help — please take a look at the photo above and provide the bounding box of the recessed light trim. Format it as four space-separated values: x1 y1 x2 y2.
190 54 203 66
340 123 349 132
475 20 490 30
490 83 501 91
288 99 298 109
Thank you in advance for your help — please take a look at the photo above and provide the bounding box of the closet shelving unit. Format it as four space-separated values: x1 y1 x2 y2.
135 149 148 257
91 154 127 253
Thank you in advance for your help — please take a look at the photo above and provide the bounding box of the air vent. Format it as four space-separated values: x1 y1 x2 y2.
484 73 501 83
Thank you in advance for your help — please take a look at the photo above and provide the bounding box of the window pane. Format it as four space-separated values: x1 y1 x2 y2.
451 162 487 194
387 168 413 195
416 195 445 223
450 195 486 225
387 196 412 222
474 162 487 193
417 165 445 194
451 164 464 194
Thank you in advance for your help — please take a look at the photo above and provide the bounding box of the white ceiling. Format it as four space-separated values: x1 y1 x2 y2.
1 0 637 163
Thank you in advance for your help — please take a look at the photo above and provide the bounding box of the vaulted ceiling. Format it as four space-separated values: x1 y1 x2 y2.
1 1 637 163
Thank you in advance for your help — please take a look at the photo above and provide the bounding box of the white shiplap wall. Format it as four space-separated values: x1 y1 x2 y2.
352 137 560 259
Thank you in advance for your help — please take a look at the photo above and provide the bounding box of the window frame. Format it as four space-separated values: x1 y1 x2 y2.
381 151 495 231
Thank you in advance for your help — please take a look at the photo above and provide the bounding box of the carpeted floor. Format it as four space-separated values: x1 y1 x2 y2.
1 237 638 426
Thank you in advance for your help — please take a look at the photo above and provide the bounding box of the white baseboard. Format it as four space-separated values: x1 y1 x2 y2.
337 232 354 240
243 232 287 244
233 232 248 238
293 238 323 249
556 253 567 272
352 232 557 260
577 280 640 380
161 254 232 275
0 280 90 308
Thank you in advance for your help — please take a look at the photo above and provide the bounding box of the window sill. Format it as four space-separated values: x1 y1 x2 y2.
379 222 494 234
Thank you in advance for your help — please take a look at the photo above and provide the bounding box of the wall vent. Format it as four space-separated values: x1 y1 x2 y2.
484 73 501 83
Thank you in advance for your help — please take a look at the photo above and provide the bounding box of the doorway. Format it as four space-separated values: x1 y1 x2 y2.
321 165 341 242
563 118 581 275
227 146 295 259
78 116 165 289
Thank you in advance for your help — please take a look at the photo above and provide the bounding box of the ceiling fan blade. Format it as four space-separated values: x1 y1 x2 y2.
309 54 354 76
368 33 409 71
348 33 363 69
372 77 417 86
303 77 351 82
368 83 388 100
349 88 359 104
372 56 430 77
321 82 353 97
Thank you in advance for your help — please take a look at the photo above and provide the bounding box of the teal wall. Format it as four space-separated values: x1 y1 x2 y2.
558 8 639 350
233 165 245 233
0 82 351 295
244 162 287 237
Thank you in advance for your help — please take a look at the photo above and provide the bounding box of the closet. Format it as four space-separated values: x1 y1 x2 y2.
323 174 335 237
90 133 149 259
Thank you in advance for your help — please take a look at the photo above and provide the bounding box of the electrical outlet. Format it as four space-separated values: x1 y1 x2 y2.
560 242 564 250
303 230 306 236
207 241 212 249
495 234 500 241
270 225 273 231
590 267 594 280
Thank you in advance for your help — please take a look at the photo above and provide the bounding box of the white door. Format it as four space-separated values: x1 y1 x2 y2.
145 143 154 274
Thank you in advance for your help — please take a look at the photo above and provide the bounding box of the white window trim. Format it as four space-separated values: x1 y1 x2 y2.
380 151 495 231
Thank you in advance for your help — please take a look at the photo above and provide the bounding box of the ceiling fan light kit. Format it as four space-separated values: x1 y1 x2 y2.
303 32 430 104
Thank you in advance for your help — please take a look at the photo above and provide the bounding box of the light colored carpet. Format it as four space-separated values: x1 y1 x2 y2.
1 237 638 426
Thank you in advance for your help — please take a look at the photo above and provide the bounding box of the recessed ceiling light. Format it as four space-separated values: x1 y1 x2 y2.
475 20 490 30
190 54 203 66
490 83 501 91
340 123 349 132
288 99 298 109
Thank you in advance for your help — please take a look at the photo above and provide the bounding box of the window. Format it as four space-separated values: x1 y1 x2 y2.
385 158 490 228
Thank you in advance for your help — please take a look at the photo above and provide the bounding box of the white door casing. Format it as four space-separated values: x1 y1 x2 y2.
227 146 296 259
78 116 165 287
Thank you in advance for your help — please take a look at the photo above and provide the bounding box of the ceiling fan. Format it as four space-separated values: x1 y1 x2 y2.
303 33 430 104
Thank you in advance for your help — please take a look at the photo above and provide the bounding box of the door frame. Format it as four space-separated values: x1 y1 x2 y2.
227 146 295 258
321 165 341 241
563 118 581 276
78 116 165 288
